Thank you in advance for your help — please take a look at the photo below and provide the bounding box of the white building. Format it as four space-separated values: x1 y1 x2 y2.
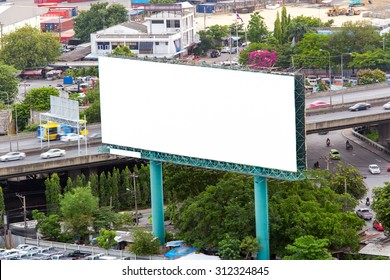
90 2 197 59
0 3 48 41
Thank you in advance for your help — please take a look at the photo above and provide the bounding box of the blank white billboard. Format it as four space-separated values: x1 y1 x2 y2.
99 57 298 172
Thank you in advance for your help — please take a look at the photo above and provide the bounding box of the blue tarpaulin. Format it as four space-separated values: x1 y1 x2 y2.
164 246 198 259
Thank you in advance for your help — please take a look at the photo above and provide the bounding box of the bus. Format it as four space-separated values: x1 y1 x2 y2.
37 122 61 141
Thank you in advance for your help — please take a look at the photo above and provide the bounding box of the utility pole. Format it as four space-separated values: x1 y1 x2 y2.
130 172 139 225
16 193 27 237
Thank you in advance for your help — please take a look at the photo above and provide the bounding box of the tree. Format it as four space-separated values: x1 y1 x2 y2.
175 173 255 248
327 163 367 200
45 173 62 215
99 172 109 207
273 12 282 44
372 182 390 236
163 163 224 203
89 173 99 199
92 206 118 232
268 175 364 257
23 87 59 112
327 20 381 55
283 235 333 260
248 50 278 69
74 3 128 42
32 210 61 241
130 228 160 255
280 6 289 44
240 236 261 260
83 83 101 123
0 26 61 69
120 166 132 210
356 68 386 85
64 177 74 194
294 32 329 69
60 186 99 243
287 15 331 44
96 228 118 249
0 63 19 105
217 234 241 260
112 46 136 57
246 12 269 43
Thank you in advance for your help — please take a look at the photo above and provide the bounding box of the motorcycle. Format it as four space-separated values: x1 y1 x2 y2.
346 142 353 150
366 198 370 206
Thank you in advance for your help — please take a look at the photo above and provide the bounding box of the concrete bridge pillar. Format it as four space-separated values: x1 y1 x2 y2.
68 169 82 182
377 123 390 148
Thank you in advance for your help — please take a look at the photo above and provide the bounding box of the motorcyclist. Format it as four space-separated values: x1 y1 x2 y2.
346 140 350 146
366 197 370 206
326 138 330 146
314 161 320 169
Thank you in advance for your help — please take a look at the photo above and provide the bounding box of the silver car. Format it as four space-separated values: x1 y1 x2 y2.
356 208 373 220
40 148 66 159
383 101 390 110
0 152 26 162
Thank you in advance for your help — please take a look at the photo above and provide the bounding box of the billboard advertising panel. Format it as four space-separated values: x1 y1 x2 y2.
99 57 299 173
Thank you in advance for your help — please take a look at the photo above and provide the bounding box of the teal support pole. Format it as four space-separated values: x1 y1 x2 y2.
254 176 269 260
150 160 165 244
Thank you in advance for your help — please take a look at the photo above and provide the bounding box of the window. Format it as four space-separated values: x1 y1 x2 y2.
174 20 180 28
166 21 171 28
155 42 159 45
152 20 164 24
97 42 109 50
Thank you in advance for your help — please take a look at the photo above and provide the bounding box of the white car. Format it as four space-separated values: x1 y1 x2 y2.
369 164 380 174
40 148 66 159
383 101 390 110
221 46 230 53
0 152 26 162
60 133 85 142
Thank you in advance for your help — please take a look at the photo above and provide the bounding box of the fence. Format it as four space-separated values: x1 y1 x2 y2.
18 237 166 260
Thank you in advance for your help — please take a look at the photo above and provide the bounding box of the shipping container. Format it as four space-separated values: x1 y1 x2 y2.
41 18 74 32
196 4 216 13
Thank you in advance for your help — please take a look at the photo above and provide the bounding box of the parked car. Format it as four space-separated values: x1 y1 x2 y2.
349 102 371 111
210 49 221 58
383 101 390 110
0 151 26 162
373 219 384 231
40 148 66 159
220 46 230 53
60 133 85 142
309 100 330 109
369 164 381 174
356 208 373 220
329 149 340 160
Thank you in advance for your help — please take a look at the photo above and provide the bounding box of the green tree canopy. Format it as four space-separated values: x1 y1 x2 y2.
294 32 330 69
23 87 60 111
130 228 161 255
112 46 136 57
74 2 128 42
283 235 333 260
96 228 118 249
32 210 62 241
372 182 390 236
0 63 19 105
246 12 269 43
327 20 381 55
60 186 99 243
268 174 365 257
175 173 255 248
0 26 61 69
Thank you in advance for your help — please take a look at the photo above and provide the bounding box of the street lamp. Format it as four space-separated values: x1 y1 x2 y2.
320 49 332 104
130 172 139 225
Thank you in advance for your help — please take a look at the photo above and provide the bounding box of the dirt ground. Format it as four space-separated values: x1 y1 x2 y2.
195 1 390 31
